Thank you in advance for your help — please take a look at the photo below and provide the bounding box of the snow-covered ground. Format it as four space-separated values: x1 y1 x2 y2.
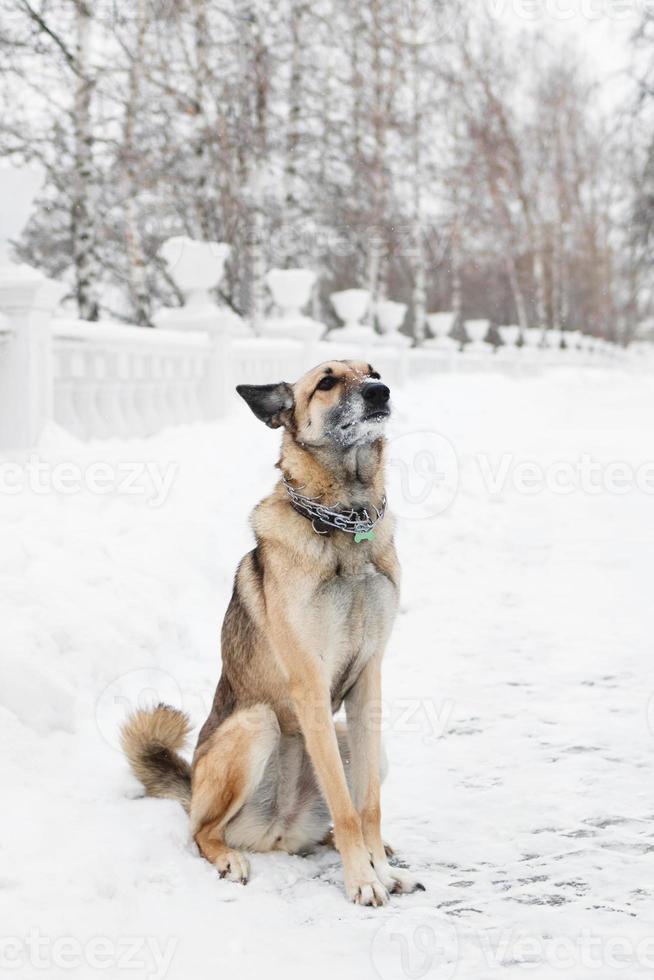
1 367 653 980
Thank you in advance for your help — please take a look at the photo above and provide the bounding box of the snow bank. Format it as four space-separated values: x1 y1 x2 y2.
1 368 653 979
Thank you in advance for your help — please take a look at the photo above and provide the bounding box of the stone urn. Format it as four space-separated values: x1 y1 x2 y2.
545 328 563 350
523 327 544 349
565 330 582 350
327 288 375 344
260 267 324 342
160 237 230 307
375 300 410 347
424 311 458 350
155 237 250 335
0 162 43 266
498 325 521 348
465 319 491 351
266 268 315 315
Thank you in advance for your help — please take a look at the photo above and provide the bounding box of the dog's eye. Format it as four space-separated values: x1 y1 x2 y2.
316 376 338 391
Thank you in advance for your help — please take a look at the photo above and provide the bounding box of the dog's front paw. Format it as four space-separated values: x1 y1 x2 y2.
375 862 425 895
214 848 250 884
346 874 390 907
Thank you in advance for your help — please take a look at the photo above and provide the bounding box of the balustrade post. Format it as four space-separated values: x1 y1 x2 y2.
0 264 65 451
0 162 64 450
204 313 237 418
153 237 251 419
261 268 324 354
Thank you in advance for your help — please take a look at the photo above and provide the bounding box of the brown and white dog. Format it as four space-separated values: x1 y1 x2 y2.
121 360 423 906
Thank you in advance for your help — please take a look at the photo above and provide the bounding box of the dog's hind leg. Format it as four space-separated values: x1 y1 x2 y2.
190 704 280 884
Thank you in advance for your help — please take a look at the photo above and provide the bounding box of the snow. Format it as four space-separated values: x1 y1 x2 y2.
51 317 210 347
1 367 653 979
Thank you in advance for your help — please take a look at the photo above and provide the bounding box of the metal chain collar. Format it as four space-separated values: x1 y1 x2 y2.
283 477 386 541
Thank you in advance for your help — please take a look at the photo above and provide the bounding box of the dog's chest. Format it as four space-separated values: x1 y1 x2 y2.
313 555 398 699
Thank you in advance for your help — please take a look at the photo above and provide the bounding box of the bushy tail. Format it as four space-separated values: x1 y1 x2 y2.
120 703 192 813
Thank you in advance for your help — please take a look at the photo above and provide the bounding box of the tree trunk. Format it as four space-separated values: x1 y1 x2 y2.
281 0 306 267
239 2 269 331
250 166 267 333
71 0 98 321
505 251 529 332
192 0 213 240
532 222 548 333
451 212 463 326
366 0 388 319
410 21 426 344
122 0 150 325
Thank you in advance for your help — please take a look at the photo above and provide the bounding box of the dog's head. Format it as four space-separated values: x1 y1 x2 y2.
236 360 391 449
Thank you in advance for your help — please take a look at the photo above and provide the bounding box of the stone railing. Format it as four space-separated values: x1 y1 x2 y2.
51 318 211 440
0 263 635 452
0 165 639 451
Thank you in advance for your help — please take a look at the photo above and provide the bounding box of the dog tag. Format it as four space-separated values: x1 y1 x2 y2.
354 530 375 543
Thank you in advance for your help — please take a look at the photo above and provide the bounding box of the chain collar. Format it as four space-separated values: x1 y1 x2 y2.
283 476 386 542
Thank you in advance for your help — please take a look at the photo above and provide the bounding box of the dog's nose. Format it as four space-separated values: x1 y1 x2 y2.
362 382 390 407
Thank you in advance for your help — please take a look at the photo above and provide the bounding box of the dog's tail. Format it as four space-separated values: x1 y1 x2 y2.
120 703 192 813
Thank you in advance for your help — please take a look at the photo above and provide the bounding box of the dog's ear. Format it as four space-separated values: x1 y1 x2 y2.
236 382 294 429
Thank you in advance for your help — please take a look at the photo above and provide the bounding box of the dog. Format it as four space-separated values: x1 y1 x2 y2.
121 359 423 906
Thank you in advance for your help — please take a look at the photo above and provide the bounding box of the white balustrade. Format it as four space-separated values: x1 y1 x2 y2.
375 300 411 348
424 312 458 350
566 330 583 351
460 319 494 373
51 319 210 440
545 327 563 350
155 238 249 335
407 347 454 379
328 289 376 344
495 325 523 374
498 325 521 348
421 311 459 372
261 268 324 345
523 327 544 349
0 163 66 450
543 328 570 367
0 168 645 452
154 236 251 419
464 319 491 351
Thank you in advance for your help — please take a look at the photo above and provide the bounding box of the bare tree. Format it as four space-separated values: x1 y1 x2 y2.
0 0 637 338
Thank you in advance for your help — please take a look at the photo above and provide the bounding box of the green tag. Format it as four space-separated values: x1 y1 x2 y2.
354 530 375 544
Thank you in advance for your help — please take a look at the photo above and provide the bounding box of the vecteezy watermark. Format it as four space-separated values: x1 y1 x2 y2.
270 221 439 264
379 0 464 46
349 435 653 521
371 908 459 980
378 0 645 47
371 919 654 979
484 0 649 23
477 928 654 971
357 697 454 743
96 667 455 750
476 453 654 496
0 455 178 507
0 931 177 979
387 431 459 520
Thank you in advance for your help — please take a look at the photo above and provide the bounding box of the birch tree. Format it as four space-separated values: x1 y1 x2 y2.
9 0 101 319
